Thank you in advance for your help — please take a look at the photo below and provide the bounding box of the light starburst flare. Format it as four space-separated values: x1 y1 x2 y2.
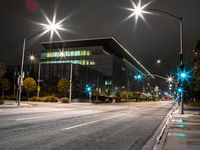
37 11 68 41
125 0 152 24
167 76 174 83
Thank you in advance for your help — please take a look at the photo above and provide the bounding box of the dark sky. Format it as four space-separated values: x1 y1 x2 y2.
0 0 200 78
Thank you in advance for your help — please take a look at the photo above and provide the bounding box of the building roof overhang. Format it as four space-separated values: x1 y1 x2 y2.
41 37 154 78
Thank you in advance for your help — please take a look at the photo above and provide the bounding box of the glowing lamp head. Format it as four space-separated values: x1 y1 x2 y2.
126 0 152 24
60 52 65 57
46 22 61 32
134 5 143 17
167 76 174 83
37 11 68 41
29 55 35 61
156 59 161 64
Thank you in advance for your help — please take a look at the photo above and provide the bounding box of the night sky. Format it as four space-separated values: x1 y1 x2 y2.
1 0 200 78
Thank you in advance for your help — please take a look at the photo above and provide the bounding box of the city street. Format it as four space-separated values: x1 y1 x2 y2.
0 101 174 150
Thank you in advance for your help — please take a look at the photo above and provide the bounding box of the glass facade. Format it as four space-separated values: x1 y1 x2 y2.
105 80 112 85
41 50 91 59
41 50 94 66
42 60 95 65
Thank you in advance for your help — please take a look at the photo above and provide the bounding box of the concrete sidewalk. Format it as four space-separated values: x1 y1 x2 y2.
159 106 200 150
0 100 33 108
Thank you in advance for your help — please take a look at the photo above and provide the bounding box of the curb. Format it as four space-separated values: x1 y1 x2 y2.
153 106 177 150
142 104 176 150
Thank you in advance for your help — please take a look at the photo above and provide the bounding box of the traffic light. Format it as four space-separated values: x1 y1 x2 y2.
135 73 143 80
177 87 183 93
85 85 93 94
177 64 190 81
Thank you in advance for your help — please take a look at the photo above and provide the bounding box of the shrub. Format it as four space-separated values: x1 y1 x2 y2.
61 97 69 103
186 102 200 107
30 96 37 101
30 96 43 102
42 96 58 102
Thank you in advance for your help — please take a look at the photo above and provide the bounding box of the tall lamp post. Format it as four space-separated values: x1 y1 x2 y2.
69 63 73 103
128 1 184 114
18 13 66 106
18 38 27 106
37 62 42 98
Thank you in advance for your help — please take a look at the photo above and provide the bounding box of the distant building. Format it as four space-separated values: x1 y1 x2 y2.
40 37 153 91
7 37 153 96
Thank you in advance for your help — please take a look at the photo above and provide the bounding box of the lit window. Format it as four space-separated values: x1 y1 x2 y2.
105 80 112 85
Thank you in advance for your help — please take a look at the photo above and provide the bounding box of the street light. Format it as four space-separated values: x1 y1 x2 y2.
29 54 35 62
167 76 174 83
128 0 184 114
156 59 161 64
37 62 42 98
18 12 67 106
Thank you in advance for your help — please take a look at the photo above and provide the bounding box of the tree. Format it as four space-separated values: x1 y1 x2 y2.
0 78 11 99
193 40 200 87
186 40 200 101
57 78 70 97
0 63 6 78
23 77 37 99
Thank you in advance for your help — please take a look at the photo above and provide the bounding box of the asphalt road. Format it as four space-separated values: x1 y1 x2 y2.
0 101 174 150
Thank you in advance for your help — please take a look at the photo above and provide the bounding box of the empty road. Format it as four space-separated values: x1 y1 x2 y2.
0 101 174 150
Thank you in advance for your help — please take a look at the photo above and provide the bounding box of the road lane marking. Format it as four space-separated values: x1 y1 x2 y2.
61 114 124 131
15 115 55 121
15 110 102 121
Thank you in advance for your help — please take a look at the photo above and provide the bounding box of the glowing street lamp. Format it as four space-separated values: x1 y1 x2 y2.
167 76 174 83
156 59 161 64
29 54 35 62
38 11 67 40
127 0 184 114
18 11 67 106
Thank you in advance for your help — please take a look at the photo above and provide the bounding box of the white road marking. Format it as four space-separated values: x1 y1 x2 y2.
15 110 102 121
15 115 55 121
0 109 2 112
61 114 124 131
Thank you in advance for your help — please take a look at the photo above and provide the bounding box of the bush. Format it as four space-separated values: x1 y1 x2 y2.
30 96 43 102
0 99 4 105
61 97 69 103
30 96 58 102
30 96 37 101
186 102 200 107
42 96 58 102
